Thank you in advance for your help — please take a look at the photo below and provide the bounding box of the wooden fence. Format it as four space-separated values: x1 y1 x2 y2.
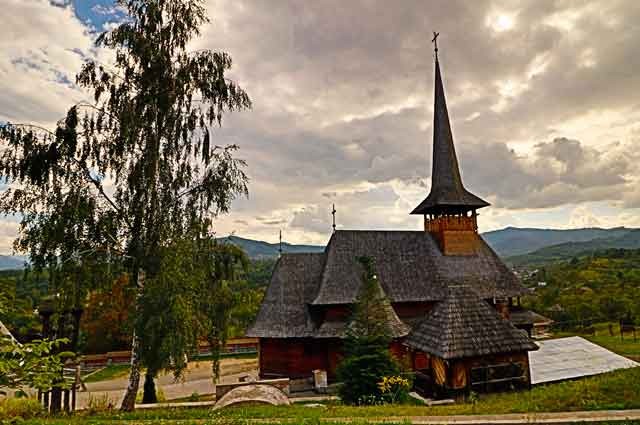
78 338 259 370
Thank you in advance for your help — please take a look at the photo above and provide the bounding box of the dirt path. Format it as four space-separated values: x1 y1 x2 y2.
77 358 258 408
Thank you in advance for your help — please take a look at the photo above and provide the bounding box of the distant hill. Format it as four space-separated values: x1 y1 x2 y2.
220 228 640 261
0 255 27 271
481 226 636 257
2 227 638 265
218 235 324 259
506 229 640 267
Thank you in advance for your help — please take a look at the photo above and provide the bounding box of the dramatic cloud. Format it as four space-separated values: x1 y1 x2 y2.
1 0 639 250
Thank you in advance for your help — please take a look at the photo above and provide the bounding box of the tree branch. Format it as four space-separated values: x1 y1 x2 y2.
72 158 133 231
2 123 130 230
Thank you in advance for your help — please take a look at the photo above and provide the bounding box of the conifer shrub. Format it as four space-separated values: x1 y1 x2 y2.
337 340 400 405
336 257 402 405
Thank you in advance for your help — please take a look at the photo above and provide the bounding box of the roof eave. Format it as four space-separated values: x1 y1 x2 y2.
410 200 490 215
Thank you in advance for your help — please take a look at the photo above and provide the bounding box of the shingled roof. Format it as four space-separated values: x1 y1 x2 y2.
315 277 410 339
411 55 489 215
246 253 325 338
510 308 554 326
248 230 529 339
311 230 528 305
405 286 539 359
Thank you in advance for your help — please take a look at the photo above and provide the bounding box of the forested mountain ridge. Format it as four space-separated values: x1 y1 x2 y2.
481 226 637 257
217 235 324 258
507 229 640 267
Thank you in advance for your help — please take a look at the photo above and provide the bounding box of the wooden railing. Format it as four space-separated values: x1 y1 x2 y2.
424 215 477 233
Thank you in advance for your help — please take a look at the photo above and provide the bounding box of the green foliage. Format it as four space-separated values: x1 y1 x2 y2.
134 237 250 402
227 277 265 338
338 350 400 405
136 240 203 381
0 270 47 340
0 397 45 421
81 275 134 354
84 393 117 414
337 256 399 405
195 241 249 381
378 375 412 404
521 249 640 330
0 0 251 411
83 365 131 383
243 258 276 288
0 337 70 393
345 256 393 343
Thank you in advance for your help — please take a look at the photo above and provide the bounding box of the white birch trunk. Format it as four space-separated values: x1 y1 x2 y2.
120 269 145 411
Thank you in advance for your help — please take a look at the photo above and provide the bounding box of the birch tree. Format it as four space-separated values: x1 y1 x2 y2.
0 0 250 411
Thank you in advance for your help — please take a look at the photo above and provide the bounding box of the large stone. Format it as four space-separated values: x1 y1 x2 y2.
213 384 290 410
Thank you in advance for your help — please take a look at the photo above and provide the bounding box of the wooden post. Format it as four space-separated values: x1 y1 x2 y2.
43 391 49 412
72 384 77 412
63 389 70 413
50 387 61 414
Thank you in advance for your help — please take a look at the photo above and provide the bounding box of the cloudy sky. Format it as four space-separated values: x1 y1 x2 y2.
1 0 640 251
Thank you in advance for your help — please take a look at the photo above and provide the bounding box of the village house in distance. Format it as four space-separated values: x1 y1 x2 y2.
247 39 540 395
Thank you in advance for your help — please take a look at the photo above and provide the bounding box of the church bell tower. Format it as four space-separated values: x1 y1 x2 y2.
411 34 489 255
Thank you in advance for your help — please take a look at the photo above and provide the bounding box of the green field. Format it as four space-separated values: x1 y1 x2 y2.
83 364 131 383
553 323 640 361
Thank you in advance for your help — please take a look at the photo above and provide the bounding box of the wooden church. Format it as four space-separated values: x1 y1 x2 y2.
247 41 539 394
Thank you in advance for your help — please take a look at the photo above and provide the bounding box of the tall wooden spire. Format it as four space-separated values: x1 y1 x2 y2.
412 40 489 216
412 36 489 255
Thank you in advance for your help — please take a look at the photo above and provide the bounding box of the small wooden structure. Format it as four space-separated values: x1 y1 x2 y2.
510 308 554 339
405 286 538 395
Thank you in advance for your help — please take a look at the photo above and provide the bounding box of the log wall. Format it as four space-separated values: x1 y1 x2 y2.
259 338 331 379
259 337 411 381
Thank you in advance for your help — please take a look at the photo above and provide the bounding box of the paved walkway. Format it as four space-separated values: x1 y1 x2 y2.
90 409 640 424
374 410 640 424
246 410 640 424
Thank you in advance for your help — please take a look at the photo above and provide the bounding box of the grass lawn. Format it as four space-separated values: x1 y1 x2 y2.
18 366 640 424
553 322 640 361
83 364 131 383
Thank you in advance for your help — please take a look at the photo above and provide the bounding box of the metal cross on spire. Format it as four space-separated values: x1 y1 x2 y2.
332 204 336 233
432 31 440 60
278 229 282 256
